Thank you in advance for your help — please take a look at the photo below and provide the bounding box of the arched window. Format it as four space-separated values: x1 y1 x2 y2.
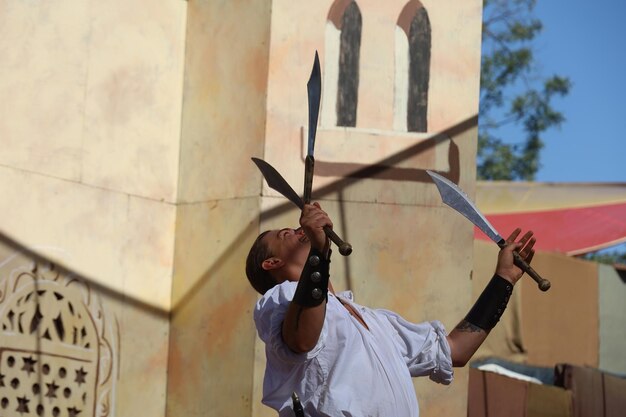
395 1 431 132
323 0 362 128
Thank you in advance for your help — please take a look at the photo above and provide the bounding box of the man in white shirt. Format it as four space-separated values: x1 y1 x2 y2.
246 202 535 416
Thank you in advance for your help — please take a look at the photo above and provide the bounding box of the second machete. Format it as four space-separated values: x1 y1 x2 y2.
427 170 550 291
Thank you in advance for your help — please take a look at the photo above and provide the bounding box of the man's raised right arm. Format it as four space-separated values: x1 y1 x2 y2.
282 203 332 353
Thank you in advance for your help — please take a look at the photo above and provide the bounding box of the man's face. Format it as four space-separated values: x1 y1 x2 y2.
262 227 310 268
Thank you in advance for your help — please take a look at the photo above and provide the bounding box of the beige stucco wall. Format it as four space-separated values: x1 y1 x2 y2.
1 0 484 416
263 0 482 199
473 240 601 368
0 0 187 416
0 0 186 310
165 1 272 416
599 264 626 374
521 251 598 367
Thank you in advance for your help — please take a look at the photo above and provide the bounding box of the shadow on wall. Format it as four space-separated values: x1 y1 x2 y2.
0 232 168 317
314 116 478 184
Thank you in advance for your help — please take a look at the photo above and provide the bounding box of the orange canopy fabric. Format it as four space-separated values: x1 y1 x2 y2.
474 182 626 255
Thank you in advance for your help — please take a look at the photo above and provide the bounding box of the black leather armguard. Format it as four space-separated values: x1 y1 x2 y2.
465 274 513 331
292 247 330 307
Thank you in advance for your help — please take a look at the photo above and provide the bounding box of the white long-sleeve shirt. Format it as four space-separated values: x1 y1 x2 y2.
254 281 453 417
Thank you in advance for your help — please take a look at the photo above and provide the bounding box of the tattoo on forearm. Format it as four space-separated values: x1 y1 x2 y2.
455 320 484 333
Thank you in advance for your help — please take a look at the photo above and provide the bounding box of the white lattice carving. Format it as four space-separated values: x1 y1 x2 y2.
0 254 118 417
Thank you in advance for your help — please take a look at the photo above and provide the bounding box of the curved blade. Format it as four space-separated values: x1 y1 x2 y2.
307 51 321 156
252 157 303 209
252 157 354 256
304 51 321 204
426 170 503 243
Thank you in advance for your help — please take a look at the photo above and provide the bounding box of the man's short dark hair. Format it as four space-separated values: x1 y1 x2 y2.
245 230 277 294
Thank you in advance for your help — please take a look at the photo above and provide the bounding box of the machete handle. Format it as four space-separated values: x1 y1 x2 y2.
303 155 314 205
513 251 551 291
498 242 551 291
324 226 352 256
252 157 352 255
303 155 352 256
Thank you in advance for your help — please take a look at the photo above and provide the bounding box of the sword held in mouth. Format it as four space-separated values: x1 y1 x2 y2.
427 170 551 292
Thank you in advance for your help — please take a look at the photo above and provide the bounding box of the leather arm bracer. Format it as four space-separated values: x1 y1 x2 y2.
465 274 513 331
292 248 331 307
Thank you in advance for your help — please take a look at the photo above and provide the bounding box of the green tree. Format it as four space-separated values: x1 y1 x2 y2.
581 250 626 266
478 0 571 180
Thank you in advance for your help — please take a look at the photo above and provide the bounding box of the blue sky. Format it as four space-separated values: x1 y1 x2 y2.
531 1 626 183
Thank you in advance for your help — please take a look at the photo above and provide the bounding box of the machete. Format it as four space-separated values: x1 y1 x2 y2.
303 51 321 205
251 157 353 256
426 170 550 292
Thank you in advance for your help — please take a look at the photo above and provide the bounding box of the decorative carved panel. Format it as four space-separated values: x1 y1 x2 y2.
0 257 118 417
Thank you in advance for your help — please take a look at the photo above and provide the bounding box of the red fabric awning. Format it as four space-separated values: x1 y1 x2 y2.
475 202 626 255
475 182 626 255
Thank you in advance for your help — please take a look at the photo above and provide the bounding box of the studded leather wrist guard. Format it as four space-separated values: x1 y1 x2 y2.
292 248 331 307
465 274 513 331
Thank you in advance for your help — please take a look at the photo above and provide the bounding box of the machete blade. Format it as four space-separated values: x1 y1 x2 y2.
427 170 551 292
251 157 354 256
426 170 504 244
306 51 322 157
252 157 304 209
303 51 322 204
